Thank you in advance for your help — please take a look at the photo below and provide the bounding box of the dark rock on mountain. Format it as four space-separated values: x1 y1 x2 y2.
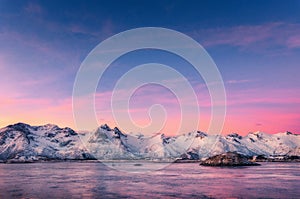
113 127 126 138
227 133 242 140
195 131 207 139
100 124 111 131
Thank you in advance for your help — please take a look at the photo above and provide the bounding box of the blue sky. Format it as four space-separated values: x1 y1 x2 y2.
0 0 299 134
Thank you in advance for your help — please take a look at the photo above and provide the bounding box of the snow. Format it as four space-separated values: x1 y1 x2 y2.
0 123 86 161
0 123 299 161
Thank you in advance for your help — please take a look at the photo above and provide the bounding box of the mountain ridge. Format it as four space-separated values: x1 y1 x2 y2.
0 122 299 163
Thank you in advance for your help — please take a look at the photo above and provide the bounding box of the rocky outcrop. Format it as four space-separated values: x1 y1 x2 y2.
200 152 260 166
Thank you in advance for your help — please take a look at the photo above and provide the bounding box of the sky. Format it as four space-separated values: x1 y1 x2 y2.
0 0 299 135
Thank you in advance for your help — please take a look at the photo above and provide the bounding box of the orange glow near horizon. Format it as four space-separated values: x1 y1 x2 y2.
1 93 299 136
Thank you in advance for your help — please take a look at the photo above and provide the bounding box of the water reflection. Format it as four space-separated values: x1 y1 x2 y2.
0 162 299 198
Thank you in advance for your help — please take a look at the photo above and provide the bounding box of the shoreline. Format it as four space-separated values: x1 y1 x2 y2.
1 158 299 164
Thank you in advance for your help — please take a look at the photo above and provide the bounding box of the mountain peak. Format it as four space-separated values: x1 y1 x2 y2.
195 131 207 138
100 124 111 131
5 122 33 134
38 123 59 131
7 122 31 129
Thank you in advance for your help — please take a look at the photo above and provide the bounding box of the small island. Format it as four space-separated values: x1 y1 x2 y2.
200 152 260 166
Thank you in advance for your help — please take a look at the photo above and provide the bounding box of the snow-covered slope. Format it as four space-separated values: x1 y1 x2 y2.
78 125 300 160
82 124 135 159
0 123 299 162
187 131 300 158
0 123 89 162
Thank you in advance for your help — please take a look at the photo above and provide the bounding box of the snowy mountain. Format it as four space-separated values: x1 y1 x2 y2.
0 123 89 162
0 123 299 162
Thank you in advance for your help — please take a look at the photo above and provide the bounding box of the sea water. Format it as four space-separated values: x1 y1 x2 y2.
0 162 299 198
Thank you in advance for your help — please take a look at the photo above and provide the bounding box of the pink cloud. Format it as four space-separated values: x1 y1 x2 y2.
226 79 255 84
1 84 298 135
223 107 300 135
286 35 300 49
226 88 300 106
221 87 300 135
94 86 205 135
93 82 300 135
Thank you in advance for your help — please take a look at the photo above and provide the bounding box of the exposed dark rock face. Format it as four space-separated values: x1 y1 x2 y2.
195 131 207 139
100 124 111 131
227 133 242 140
200 152 260 166
113 127 126 138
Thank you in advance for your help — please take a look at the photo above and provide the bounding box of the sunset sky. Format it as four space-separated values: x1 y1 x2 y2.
0 0 299 135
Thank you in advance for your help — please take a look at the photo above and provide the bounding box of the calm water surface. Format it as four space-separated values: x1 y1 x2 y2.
0 162 299 198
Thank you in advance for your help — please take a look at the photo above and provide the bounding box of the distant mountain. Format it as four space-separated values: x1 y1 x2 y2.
0 123 299 163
